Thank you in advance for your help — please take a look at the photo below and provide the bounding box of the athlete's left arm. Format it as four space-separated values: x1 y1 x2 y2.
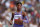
23 12 27 20
23 12 29 23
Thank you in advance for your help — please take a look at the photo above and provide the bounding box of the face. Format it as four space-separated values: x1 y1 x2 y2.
17 4 22 10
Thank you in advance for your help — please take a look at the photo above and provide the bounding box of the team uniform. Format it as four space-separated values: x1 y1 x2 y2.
12 11 29 27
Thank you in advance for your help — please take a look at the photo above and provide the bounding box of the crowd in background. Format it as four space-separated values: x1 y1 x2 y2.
0 0 40 27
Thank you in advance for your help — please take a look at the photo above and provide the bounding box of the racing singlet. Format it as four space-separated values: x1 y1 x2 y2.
13 11 24 27
13 11 29 27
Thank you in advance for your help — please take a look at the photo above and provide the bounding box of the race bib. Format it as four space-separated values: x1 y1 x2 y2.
14 15 22 19
13 15 23 25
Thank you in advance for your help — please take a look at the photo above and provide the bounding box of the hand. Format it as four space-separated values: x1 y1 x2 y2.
9 20 13 25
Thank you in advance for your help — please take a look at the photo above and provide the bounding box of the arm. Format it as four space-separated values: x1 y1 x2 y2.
22 11 27 19
10 12 14 25
23 12 29 23
11 13 14 21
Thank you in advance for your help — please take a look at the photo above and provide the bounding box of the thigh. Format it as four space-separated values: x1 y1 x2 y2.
0 24 3 27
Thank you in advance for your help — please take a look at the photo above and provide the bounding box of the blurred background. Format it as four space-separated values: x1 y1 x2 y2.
0 0 40 27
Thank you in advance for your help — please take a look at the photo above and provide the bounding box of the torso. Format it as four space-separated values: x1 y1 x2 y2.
14 11 23 25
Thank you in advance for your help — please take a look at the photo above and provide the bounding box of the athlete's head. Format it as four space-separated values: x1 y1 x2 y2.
16 2 22 11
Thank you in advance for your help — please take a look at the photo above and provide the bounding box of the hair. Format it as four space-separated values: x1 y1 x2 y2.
16 2 22 6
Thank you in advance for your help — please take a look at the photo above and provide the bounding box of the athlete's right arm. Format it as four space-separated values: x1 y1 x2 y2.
10 12 14 25
11 12 14 21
